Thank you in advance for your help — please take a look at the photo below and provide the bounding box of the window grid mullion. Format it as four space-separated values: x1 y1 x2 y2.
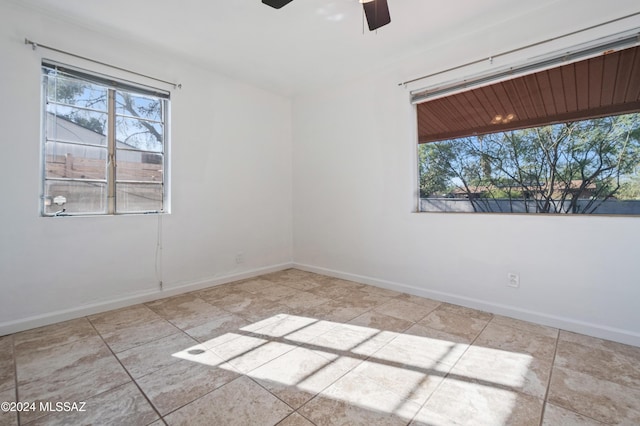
107 89 116 214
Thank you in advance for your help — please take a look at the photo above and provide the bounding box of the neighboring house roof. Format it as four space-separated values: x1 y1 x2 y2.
46 111 137 149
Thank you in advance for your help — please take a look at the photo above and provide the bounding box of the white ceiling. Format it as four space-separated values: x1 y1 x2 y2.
15 0 633 96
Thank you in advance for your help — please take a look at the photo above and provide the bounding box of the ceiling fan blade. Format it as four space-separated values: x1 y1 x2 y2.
363 0 391 31
262 0 294 9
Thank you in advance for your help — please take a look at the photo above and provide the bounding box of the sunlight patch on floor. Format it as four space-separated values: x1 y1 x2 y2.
173 313 531 422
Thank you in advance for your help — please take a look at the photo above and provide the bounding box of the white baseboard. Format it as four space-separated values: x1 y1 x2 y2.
294 262 640 348
0 262 294 336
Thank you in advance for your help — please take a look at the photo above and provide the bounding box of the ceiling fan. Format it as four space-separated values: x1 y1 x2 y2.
262 0 391 31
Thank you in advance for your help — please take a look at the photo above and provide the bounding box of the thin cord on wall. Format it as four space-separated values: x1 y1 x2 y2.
155 214 163 290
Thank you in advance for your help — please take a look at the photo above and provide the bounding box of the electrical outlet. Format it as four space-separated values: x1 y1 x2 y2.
507 272 520 288
235 252 244 264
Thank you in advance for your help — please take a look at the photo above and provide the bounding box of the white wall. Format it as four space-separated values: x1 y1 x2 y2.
0 2 293 334
293 1 640 346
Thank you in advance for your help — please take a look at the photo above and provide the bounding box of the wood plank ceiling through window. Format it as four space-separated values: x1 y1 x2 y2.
417 45 640 143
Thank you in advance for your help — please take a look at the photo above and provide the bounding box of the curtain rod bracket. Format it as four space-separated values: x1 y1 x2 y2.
25 38 37 51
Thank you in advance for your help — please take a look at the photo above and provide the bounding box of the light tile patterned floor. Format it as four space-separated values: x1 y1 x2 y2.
1 269 640 425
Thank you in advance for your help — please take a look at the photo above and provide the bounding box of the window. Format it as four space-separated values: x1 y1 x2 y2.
41 62 169 216
416 44 640 215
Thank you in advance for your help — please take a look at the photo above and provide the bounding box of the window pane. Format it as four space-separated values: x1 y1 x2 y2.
116 150 163 182
42 62 169 217
46 105 107 145
116 92 163 121
116 183 163 213
45 142 107 180
116 117 163 152
44 181 107 215
44 73 108 111
418 113 640 215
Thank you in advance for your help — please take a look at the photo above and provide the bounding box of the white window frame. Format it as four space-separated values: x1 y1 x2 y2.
41 61 170 216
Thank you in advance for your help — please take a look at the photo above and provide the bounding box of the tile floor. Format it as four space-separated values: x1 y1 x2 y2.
1 269 640 425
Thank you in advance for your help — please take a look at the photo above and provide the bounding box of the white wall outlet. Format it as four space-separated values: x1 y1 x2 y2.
235 252 244 264
507 272 520 288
